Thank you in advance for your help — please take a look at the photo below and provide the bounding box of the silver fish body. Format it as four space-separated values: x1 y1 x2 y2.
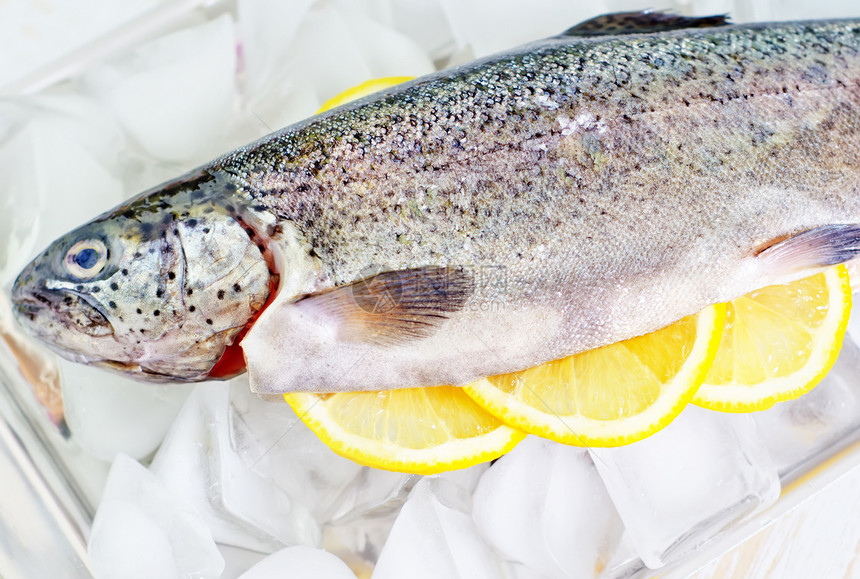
12 14 860 391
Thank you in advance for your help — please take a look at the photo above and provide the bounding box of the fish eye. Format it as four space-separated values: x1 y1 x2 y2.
64 239 108 280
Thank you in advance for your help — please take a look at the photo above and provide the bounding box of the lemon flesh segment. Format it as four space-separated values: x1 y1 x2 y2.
693 265 852 412
283 387 526 475
463 304 726 447
317 76 415 114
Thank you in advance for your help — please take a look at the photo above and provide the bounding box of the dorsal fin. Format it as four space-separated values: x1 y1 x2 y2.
561 11 730 37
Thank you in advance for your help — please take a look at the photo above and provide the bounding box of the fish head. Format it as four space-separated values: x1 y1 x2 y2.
11 175 276 382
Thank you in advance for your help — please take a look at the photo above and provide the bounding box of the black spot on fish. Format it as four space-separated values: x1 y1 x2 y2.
189 305 196 312
91 287 100 293
217 290 225 299
186 288 193 296
233 283 241 293
109 301 117 309
187 219 198 228
140 222 155 241
168 272 176 280
110 282 119 291
206 318 213 325
122 269 129 276
202 227 211 234
153 310 160 316
136 308 142 314
156 289 164 298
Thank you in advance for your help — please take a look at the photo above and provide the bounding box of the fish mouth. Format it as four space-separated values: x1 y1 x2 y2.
12 288 114 339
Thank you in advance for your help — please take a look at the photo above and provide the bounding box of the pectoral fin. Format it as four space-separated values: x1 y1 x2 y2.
756 224 860 277
561 11 729 37
295 266 474 345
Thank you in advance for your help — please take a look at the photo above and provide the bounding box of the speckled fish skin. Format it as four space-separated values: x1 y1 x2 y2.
240 18 860 392
12 16 860 391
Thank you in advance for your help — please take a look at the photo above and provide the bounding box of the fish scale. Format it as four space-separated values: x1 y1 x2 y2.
11 14 860 392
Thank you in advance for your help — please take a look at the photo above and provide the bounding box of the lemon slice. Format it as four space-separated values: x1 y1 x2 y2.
463 304 726 447
284 388 526 475
317 76 414 114
693 265 851 412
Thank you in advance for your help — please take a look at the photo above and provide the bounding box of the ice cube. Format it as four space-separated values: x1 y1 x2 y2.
240 81 322 143
391 0 456 62
0 124 46 283
218 545 268 579
845 292 860 344
246 1 435 134
509 563 556 579
238 546 355 579
88 453 223 579
0 98 125 283
372 478 511 579
61 360 192 461
330 469 417 523
228 377 367 522
437 0 608 57
472 436 623 579
150 381 320 552
337 5 436 79
317 467 415 575
590 405 780 568
597 532 646 579
90 500 181 578
150 383 266 552
753 337 860 476
23 92 125 168
436 461 489 494
323 510 400 578
237 0 317 95
279 6 371 98
83 15 237 163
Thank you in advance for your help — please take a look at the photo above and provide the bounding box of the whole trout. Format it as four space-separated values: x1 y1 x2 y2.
11 13 860 393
